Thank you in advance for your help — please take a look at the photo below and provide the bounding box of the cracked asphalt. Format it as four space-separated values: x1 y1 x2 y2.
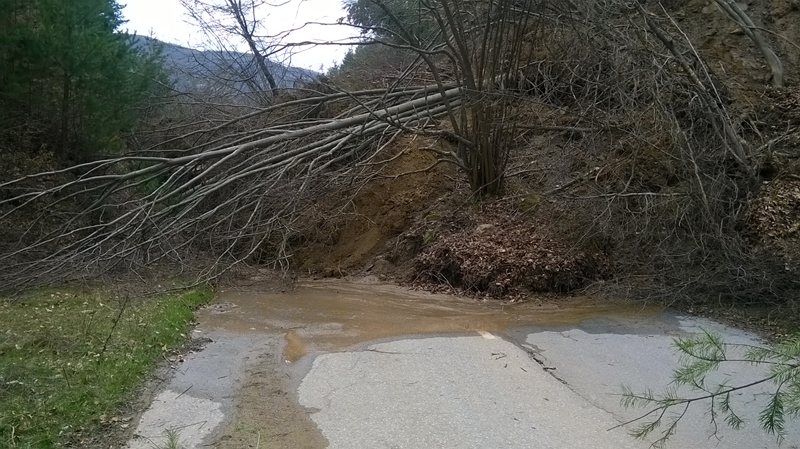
298 334 640 449
127 280 800 449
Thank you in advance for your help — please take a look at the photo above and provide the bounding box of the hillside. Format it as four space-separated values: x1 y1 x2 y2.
132 36 318 99
1 0 799 328
296 0 800 323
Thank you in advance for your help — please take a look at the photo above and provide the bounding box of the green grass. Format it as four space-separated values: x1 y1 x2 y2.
163 427 184 449
0 287 213 448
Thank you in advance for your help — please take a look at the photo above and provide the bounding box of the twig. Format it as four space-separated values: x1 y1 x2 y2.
611 374 779 431
100 295 130 356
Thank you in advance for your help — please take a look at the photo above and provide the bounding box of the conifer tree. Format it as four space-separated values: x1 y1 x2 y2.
0 0 165 166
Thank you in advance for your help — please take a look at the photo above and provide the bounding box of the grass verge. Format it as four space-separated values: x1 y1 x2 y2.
0 286 213 448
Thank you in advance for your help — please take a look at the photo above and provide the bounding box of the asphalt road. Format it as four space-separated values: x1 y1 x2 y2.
298 333 641 449
126 280 800 449
299 322 800 448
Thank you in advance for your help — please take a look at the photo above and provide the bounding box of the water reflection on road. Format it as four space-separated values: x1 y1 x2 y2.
203 278 663 362
131 278 798 449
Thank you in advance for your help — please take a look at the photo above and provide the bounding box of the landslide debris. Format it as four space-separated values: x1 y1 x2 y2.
414 203 605 295
295 134 453 276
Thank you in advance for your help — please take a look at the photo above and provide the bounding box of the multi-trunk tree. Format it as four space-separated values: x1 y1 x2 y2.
347 0 538 196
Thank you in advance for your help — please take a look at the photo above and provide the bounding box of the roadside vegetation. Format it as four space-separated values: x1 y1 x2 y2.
620 331 800 448
0 287 211 448
0 0 166 171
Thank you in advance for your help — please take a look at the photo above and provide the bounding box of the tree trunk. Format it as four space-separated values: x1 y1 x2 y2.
712 0 784 87
227 0 279 98
59 73 71 154
250 43 279 97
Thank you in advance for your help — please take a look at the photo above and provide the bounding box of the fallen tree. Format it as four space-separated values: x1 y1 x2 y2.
1 0 797 304
0 82 464 291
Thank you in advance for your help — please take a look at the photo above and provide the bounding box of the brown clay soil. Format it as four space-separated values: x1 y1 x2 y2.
296 133 457 277
212 344 326 449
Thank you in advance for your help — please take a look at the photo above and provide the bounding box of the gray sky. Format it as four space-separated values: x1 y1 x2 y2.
121 0 356 70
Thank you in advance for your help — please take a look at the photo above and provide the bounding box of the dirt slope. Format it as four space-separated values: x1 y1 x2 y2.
295 0 800 309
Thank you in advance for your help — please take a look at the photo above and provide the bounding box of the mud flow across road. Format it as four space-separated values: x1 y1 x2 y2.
126 279 799 449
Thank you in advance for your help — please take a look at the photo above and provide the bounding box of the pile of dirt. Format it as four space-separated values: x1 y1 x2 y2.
292 129 611 297
296 134 454 276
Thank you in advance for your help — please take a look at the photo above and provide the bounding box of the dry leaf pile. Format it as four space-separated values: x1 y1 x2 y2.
414 215 603 295
749 178 800 265
750 179 800 239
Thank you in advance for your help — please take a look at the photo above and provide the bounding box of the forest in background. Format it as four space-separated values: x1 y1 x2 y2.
0 0 166 170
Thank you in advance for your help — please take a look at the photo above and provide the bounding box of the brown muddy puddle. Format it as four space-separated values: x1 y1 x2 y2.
199 278 661 362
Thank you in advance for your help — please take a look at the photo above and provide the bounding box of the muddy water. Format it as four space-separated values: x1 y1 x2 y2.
133 279 789 449
200 278 661 362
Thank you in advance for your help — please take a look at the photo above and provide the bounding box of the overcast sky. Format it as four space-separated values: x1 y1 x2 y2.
120 0 356 71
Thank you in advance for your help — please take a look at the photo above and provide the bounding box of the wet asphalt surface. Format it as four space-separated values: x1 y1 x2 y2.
126 279 799 449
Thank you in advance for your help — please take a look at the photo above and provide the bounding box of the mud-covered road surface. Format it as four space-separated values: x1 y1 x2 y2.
125 279 799 449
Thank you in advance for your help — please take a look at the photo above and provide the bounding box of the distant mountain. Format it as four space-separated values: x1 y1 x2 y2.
131 35 319 101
